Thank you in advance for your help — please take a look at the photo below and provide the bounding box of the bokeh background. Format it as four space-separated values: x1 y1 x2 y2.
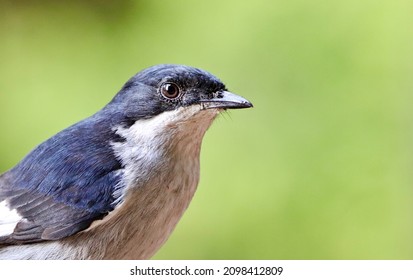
0 0 412 259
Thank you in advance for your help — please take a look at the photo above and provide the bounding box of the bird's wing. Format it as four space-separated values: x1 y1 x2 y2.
0 187 103 244
0 118 125 245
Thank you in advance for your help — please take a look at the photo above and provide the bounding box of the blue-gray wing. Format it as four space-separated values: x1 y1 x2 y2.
0 116 125 245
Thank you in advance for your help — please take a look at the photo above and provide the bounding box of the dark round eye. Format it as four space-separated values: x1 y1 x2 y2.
160 83 180 99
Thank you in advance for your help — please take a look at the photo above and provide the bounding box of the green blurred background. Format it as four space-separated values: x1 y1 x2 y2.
0 0 412 259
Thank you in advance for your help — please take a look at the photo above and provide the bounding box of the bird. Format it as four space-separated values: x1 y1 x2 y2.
0 64 252 259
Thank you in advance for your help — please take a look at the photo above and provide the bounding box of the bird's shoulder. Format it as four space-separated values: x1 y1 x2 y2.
0 113 127 245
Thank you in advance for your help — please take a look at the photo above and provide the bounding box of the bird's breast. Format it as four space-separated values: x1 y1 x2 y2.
75 136 202 259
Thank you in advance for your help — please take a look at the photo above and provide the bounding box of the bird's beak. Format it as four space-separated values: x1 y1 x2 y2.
200 91 253 110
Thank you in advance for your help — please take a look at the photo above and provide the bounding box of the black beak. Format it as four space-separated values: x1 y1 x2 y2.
200 91 253 110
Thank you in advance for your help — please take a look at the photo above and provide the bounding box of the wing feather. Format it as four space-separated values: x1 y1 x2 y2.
0 115 126 245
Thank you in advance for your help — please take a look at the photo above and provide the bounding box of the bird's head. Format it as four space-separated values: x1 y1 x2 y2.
105 64 252 127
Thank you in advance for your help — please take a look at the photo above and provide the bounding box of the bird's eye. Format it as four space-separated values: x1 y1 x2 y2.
160 83 180 99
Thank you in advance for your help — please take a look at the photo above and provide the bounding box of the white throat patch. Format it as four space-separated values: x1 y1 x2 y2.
110 105 220 205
